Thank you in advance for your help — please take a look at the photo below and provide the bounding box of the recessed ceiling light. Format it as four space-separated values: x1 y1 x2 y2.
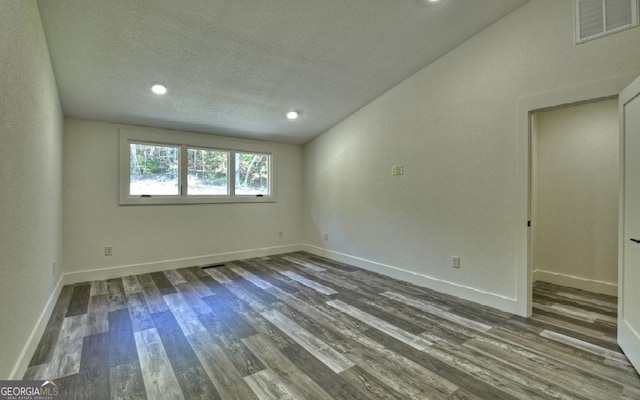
151 84 167 95
286 111 299 120
429 0 440 2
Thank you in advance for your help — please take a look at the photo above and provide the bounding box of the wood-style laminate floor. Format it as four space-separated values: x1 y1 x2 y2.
24 253 640 399
532 281 619 351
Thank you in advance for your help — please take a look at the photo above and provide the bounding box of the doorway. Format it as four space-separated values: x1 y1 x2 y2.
529 99 620 345
515 75 635 318
530 99 619 295
516 74 640 372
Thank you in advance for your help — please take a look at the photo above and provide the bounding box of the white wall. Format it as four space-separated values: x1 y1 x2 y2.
303 0 640 312
63 119 303 281
0 0 64 379
533 100 619 295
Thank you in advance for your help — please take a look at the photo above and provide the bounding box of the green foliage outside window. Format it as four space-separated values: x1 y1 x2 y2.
130 143 179 179
235 152 269 194
128 142 270 197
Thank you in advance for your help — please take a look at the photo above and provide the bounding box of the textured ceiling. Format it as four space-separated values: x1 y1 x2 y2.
37 0 529 144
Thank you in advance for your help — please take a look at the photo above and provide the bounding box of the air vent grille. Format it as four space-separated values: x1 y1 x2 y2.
575 0 639 43
606 0 634 29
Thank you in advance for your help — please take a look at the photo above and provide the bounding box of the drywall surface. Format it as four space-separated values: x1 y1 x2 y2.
63 119 303 276
534 100 618 291
303 0 640 308
0 1 63 378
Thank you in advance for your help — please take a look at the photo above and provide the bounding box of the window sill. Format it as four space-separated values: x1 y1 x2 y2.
119 195 276 206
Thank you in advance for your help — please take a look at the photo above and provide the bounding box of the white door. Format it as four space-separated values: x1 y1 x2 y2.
619 74 640 374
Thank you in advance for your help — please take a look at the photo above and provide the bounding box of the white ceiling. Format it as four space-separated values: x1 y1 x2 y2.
37 0 529 144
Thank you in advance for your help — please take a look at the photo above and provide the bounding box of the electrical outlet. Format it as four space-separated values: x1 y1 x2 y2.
324 233 329 241
279 231 284 238
105 246 113 256
452 256 461 269
392 165 405 176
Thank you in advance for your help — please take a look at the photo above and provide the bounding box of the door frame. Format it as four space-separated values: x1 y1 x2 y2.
515 74 637 317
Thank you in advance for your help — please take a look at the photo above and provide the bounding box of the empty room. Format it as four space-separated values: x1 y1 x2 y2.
2 0 640 399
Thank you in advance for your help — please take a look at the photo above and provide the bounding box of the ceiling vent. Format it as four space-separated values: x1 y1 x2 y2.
575 0 639 43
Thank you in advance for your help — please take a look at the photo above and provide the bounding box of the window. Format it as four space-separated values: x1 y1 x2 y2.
188 148 229 195
119 129 275 205
235 152 270 195
129 143 180 195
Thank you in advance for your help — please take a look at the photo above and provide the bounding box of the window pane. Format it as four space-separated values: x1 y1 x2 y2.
187 148 228 195
235 152 270 195
129 143 180 195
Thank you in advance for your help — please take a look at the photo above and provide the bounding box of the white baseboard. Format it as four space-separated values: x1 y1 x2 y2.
64 244 304 285
619 319 640 374
302 245 518 314
532 270 618 296
10 275 64 380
